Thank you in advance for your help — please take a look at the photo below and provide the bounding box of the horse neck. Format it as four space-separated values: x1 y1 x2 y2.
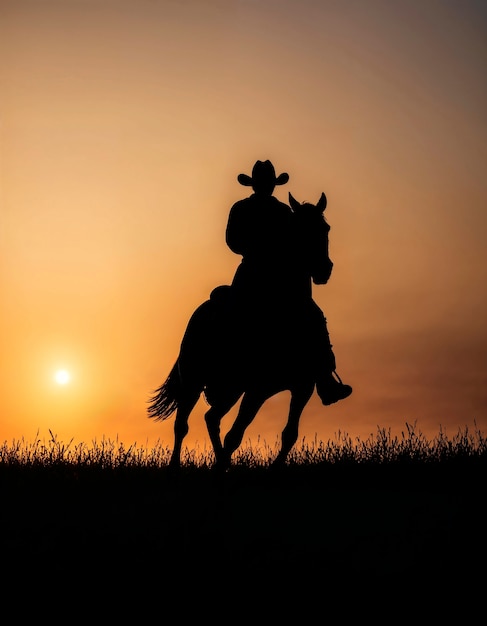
290 212 330 288
282 246 313 300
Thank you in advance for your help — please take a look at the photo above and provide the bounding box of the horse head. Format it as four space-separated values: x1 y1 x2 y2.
289 192 333 284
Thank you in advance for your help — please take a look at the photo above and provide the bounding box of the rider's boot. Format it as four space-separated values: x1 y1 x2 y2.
316 369 353 406
313 313 353 406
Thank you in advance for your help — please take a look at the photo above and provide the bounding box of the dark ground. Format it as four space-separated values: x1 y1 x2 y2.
1 461 484 619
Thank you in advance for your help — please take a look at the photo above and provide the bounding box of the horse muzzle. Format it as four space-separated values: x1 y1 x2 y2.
312 260 333 285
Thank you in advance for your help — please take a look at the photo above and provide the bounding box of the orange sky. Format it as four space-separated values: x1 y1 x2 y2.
1 0 486 454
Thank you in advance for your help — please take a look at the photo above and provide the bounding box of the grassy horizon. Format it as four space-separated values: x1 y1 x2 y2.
1 421 485 470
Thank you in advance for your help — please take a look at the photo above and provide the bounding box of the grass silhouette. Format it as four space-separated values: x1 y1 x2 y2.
2 421 485 468
1 422 485 486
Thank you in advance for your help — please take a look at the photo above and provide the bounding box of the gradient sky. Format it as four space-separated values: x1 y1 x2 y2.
1 0 486 453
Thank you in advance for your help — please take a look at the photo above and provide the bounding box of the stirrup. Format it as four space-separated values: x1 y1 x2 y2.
317 370 353 406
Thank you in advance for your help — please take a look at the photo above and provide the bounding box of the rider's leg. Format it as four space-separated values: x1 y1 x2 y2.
309 301 352 406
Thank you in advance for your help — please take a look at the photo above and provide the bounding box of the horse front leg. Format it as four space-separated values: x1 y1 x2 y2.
204 388 243 468
273 385 314 467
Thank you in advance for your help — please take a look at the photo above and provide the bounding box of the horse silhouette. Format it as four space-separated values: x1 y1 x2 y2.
148 192 334 469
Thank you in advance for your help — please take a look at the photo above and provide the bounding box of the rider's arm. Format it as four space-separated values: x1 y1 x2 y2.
226 200 248 255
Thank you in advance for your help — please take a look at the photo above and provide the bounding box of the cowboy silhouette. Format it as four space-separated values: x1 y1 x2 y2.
226 159 352 405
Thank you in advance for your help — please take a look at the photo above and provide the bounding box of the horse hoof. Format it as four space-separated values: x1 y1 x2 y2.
271 456 287 469
213 461 229 473
167 461 181 475
213 456 231 473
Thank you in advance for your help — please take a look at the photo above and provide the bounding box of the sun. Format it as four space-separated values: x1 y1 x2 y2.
54 369 71 385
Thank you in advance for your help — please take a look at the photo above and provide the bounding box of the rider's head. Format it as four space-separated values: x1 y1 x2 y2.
237 160 289 196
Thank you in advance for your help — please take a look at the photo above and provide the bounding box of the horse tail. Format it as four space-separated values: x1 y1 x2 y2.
147 361 181 422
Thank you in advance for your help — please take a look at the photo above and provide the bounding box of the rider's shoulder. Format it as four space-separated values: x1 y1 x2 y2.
230 197 251 210
229 196 261 218
230 194 291 214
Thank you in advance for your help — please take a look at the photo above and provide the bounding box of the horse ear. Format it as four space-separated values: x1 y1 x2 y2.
317 192 327 213
289 193 301 211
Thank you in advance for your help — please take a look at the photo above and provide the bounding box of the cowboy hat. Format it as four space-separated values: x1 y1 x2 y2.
237 160 289 188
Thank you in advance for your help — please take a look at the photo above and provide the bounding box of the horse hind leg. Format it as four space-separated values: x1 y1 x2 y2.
170 390 200 469
222 392 266 468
